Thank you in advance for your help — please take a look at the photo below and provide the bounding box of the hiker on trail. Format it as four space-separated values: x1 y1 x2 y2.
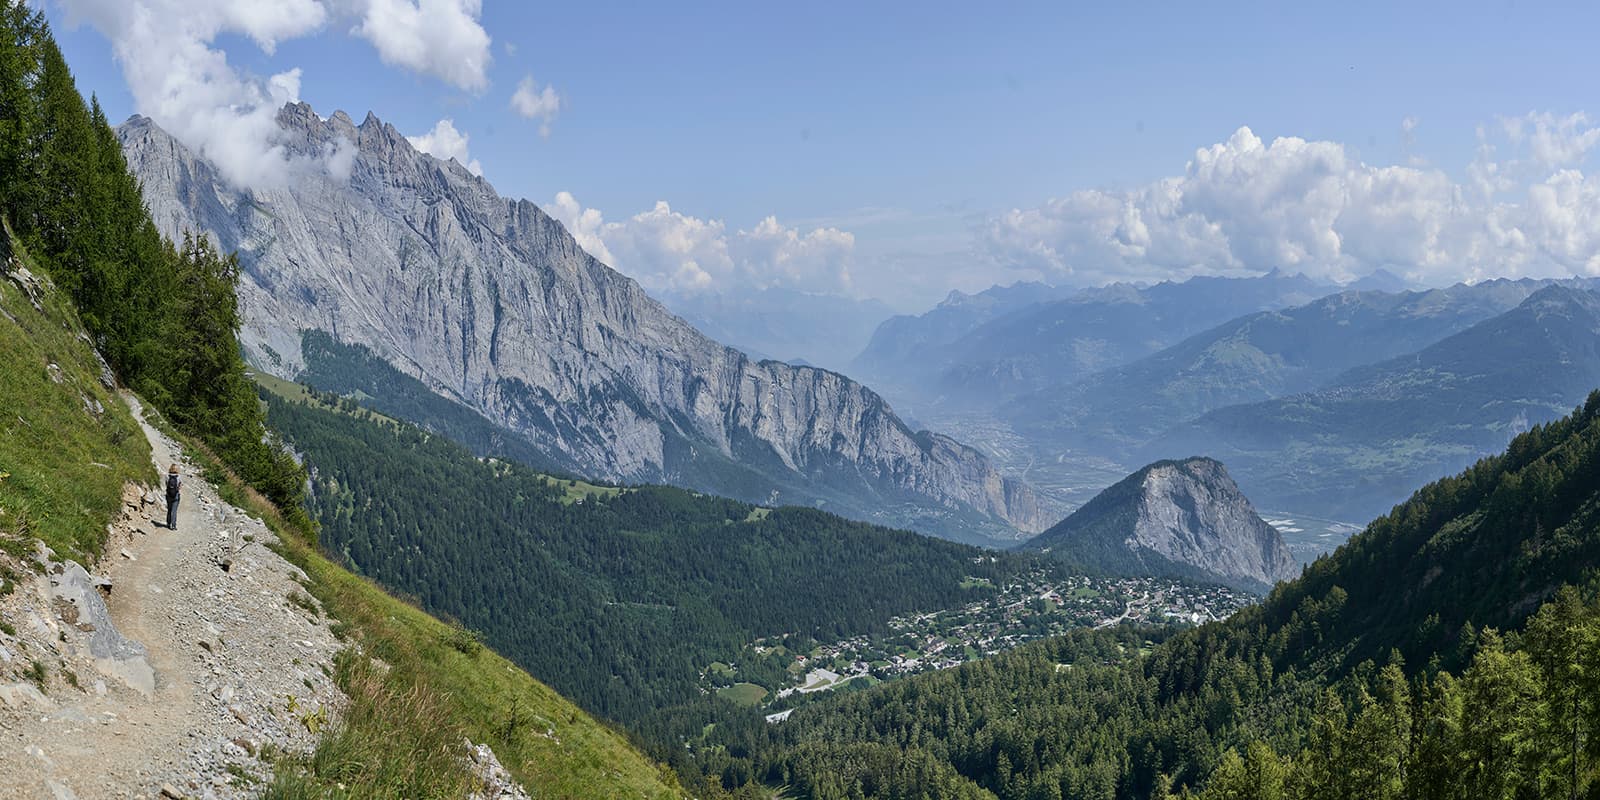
165 464 181 531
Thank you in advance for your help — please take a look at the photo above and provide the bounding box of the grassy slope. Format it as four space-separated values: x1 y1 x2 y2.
0 235 681 798
0 239 149 563
177 418 685 799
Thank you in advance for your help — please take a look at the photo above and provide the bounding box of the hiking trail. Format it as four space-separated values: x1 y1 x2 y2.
0 394 344 800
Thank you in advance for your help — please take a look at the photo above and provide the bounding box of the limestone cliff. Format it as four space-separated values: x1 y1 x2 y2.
118 104 1044 539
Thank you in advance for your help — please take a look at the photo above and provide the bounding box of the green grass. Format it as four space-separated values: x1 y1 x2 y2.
176 439 683 800
251 371 403 428
546 476 624 505
716 683 768 708
0 241 150 564
0 234 679 798
743 507 772 523
959 576 994 589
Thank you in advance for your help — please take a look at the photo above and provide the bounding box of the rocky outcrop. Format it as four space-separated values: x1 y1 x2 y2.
117 105 1044 539
0 437 345 799
1022 457 1297 591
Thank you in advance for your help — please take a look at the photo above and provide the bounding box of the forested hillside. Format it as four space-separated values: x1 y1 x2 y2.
658 391 1600 799
0 2 301 517
0 5 686 795
263 389 1036 724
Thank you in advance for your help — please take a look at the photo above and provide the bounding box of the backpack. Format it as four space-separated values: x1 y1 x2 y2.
166 473 180 498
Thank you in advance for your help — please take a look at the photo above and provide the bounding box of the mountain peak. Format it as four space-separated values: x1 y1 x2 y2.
1024 456 1298 592
116 112 1044 542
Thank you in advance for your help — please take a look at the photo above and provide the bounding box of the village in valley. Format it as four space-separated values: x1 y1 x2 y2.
701 566 1256 720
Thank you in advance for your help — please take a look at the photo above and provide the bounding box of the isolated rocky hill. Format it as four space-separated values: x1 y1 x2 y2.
1022 457 1297 592
117 105 1043 541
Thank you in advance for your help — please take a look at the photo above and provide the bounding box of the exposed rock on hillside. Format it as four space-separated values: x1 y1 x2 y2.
0 409 344 799
1022 457 1298 592
118 105 1043 540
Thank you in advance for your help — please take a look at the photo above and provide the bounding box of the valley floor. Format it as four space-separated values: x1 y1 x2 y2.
0 396 344 799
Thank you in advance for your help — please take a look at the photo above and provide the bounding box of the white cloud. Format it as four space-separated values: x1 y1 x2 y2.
323 135 359 180
549 191 615 265
510 75 562 137
406 118 481 175
350 0 491 92
56 0 494 190
56 0 330 189
1500 111 1600 169
547 195 856 295
981 119 1600 287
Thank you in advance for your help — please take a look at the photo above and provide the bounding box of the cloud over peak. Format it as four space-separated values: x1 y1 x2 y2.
59 0 493 190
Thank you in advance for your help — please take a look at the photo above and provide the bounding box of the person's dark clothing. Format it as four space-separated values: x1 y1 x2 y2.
165 473 181 530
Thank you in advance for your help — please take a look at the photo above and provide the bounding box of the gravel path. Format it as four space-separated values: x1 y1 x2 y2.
0 395 345 799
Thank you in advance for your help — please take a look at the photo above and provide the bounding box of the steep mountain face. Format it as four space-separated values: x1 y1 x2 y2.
1006 279 1553 453
117 104 1044 540
1021 457 1297 591
1156 285 1600 522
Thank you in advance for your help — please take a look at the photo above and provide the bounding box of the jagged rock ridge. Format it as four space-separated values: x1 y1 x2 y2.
1022 457 1297 591
117 103 1044 539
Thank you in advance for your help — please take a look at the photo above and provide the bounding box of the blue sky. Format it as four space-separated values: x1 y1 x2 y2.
46 1 1600 310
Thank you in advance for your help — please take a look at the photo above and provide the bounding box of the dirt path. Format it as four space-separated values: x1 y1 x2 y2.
0 395 344 800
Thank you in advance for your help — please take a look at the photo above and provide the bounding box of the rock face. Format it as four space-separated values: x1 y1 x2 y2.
0 413 346 799
118 104 1043 539
1022 457 1297 591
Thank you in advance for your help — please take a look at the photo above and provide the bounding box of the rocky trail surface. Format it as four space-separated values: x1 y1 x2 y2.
0 395 345 799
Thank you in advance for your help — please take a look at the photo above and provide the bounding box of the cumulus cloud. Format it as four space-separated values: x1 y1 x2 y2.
982 118 1600 287
55 0 328 188
350 0 491 92
56 0 493 190
510 75 562 137
406 118 482 175
547 194 856 295
1500 112 1600 169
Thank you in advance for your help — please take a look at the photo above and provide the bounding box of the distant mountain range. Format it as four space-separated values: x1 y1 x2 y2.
1006 279 1552 452
653 287 892 372
1021 457 1297 592
850 281 1077 405
1154 283 1600 521
861 272 1600 539
853 271 1333 414
118 104 1044 543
